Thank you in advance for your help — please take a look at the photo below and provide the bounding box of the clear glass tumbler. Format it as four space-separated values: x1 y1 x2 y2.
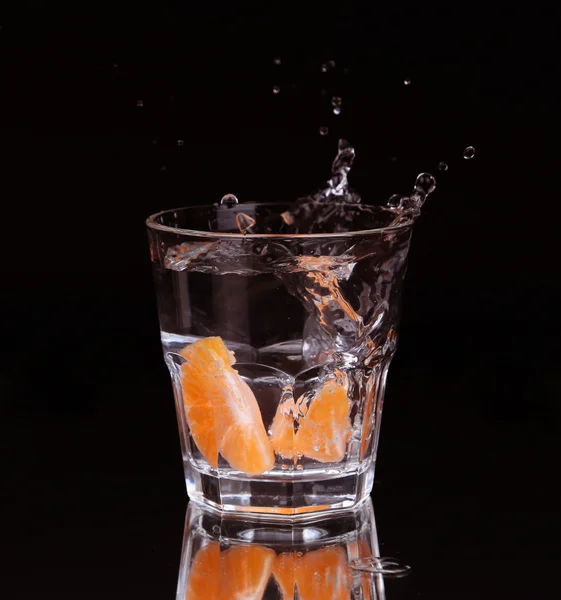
146 201 415 517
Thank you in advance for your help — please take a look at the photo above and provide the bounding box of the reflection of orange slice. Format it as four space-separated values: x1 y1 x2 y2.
296 546 350 600
184 541 221 599
220 545 275 600
271 378 352 463
272 552 297 600
180 337 275 475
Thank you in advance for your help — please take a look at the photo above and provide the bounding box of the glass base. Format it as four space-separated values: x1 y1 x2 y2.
185 463 375 520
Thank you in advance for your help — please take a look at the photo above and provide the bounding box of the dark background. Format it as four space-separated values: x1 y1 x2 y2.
1 5 560 598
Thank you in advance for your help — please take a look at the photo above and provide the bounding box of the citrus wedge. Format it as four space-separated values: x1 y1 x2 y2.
219 545 275 600
180 336 275 475
295 546 350 600
184 541 221 599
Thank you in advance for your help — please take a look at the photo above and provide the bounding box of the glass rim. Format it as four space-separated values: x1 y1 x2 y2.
145 202 415 239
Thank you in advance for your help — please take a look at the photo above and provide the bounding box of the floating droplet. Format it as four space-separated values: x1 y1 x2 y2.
387 194 403 208
272 85 280 94
391 156 397 161
220 193 239 208
319 126 329 136
414 173 436 197
321 60 336 73
136 100 144 107
177 140 184 147
321 63 328 73
327 60 336 69
333 107 341 115
159 165 167 172
331 96 342 107
113 63 119 68
438 161 448 171
404 79 411 86
273 57 281 65
463 146 475 159
236 212 256 234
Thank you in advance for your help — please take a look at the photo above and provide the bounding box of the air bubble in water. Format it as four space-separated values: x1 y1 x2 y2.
272 85 280 94
220 193 238 208
404 79 411 86
387 194 402 208
236 212 256 234
438 161 448 171
177 140 184 147
273 57 281 65
136 100 144 107
319 126 329 136
464 146 475 159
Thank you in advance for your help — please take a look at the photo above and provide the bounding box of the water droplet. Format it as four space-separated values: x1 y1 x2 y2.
220 193 239 208
113 63 119 68
177 140 184 147
327 60 336 69
350 557 411 578
414 173 436 197
319 126 329 136
321 63 328 73
321 60 336 73
136 100 144 107
152 139 158 145
333 106 341 115
391 156 397 161
438 161 448 171
273 57 281 65
464 146 475 159
272 85 280 94
159 165 167 172
387 194 402 208
236 212 256 233
313 445 320 452
404 79 411 86
331 96 342 109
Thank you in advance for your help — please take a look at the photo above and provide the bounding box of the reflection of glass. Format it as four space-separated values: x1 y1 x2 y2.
176 498 388 599
147 202 414 516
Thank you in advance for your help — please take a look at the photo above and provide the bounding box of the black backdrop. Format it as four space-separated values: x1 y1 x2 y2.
1 5 560 598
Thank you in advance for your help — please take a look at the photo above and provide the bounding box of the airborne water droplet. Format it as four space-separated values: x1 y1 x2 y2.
136 100 144 107
438 161 448 171
333 107 341 115
272 85 280 94
236 212 256 234
319 126 329 136
404 79 411 86
463 146 475 159
414 173 436 197
220 193 238 208
273 57 281 65
387 194 402 208
177 140 184 147
327 60 336 69
331 96 342 115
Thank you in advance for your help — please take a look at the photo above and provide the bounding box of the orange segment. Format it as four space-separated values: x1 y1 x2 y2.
184 541 221 599
220 545 275 600
273 552 297 600
180 337 275 475
294 378 352 463
295 546 350 600
269 397 297 459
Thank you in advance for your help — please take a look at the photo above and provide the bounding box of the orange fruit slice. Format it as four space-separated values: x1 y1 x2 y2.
184 541 221 599
271 376 352 463
180 337 275 475
273 552 297 600
220 545 275 600
295 546 350 600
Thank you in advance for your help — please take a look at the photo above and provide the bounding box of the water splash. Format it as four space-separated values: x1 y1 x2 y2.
313 139 360 203
464 146 475 159
350 556 411 578
220 194 239 208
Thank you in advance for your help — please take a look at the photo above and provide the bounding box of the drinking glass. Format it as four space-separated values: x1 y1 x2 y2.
147 201 414 517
